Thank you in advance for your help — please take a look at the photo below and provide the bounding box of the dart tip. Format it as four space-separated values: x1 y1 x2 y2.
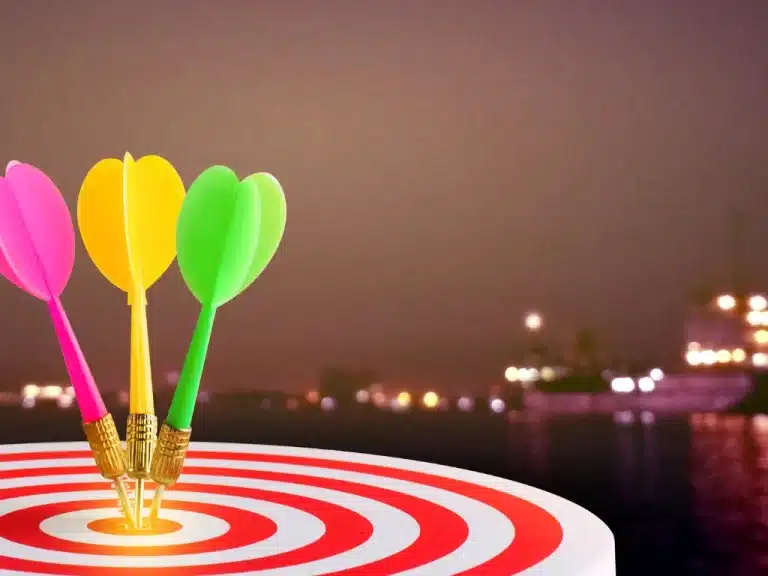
113 477 137 530
134 478 145 528
149 485 165 525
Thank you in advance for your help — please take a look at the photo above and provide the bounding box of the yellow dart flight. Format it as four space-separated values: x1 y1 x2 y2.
77 153 185 529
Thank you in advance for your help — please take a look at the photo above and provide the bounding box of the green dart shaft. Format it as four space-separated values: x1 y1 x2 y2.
166 304 217 430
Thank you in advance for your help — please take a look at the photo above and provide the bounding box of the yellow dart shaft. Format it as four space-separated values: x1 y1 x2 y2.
129 290 153 414
126 289 157 531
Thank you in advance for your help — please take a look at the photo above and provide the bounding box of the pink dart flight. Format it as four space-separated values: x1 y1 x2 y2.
0 161 106 422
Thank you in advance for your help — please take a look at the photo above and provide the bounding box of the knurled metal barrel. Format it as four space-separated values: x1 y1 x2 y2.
150 421 191 487
82 413 127 480
126 413 158 478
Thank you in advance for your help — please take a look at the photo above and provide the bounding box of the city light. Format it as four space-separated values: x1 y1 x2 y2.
540 366 556 381
649 368 664 381
753 353 768 367
22 384 40 398
391 392 412 412
305 390 319 404
397 391 412 407
716 294 736 311
320 396 336 411
686 345 750 366
41 385 63 399
504 366 518 382
21 382 73 407
746 310 768 326
489 397 506 413
610 377 635 393
505 366 557 384
422 391 439 409
372 391 388 407
754 330 768 345
355 389 370 403
524 312 542 331
457 396 474 411
637 377 655 393
57 394 73 408
749 295 767 311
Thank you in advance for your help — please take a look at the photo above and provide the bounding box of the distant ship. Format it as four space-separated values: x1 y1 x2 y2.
516 293 764 416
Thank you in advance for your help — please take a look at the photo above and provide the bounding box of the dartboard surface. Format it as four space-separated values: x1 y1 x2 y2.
0 442 615 575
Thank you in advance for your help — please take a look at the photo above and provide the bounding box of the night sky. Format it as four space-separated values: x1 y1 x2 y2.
0 0 766 391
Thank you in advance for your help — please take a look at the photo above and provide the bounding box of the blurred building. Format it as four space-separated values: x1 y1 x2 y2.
684 293 768 370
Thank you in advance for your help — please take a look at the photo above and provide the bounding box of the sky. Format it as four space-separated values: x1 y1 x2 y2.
0 0 766 391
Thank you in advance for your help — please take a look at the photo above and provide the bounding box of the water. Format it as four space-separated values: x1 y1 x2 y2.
3 402 767 575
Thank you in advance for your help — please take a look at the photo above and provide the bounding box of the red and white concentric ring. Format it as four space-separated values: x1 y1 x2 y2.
0 442 615 575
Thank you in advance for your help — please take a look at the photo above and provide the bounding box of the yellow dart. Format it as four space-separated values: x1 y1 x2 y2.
77 153 185 529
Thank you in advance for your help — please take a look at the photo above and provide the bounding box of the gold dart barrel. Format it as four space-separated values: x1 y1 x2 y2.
83 413 126 478
126 413 157 528
82 413 135 528
148 422 191 522
150 421 191 486
126 413 157 477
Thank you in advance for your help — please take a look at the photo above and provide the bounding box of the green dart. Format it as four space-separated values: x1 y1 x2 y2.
149 166 286 522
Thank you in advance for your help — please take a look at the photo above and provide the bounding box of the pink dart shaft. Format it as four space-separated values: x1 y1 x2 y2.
47 296 106 422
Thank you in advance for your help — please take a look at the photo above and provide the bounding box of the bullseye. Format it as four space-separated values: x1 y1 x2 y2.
87 517 182 536
0 442 616 575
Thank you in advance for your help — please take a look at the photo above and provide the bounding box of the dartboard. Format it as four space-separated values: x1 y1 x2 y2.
0 442 615 574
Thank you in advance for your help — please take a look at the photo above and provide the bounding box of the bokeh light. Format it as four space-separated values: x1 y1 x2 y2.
422 391 439 409
716 294 736 311
524 312 542 331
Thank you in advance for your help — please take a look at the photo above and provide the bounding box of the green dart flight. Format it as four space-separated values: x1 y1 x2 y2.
149 166 286 523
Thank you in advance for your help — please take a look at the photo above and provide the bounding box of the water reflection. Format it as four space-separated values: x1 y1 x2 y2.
526 415 550 477
641 413 659 504
690 414 768 574
616 413 637 503
508 412 767 575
